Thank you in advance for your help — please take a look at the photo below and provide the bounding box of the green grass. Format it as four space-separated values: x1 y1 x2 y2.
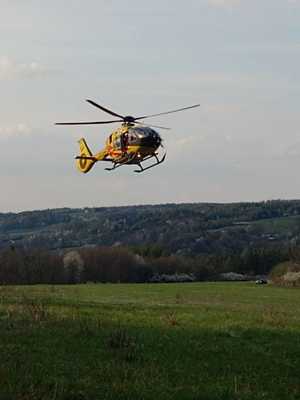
0 282 300 400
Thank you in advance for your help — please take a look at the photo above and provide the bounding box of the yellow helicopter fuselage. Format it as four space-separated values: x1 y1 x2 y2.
76 123 163 174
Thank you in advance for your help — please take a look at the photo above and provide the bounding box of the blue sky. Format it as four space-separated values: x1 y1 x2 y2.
1 0 300 211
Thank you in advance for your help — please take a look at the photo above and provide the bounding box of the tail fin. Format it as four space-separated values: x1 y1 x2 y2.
76 138 96 173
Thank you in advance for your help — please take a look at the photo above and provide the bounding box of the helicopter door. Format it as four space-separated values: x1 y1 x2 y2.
127 129 139 145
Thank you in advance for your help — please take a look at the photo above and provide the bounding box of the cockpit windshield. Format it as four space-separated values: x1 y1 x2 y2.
126 126 160 146
128 127 156 138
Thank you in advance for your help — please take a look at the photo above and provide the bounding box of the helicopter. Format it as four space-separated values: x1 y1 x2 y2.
55 100 200 173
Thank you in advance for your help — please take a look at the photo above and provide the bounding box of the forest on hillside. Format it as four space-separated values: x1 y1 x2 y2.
1 200 300 284
1 200 300 255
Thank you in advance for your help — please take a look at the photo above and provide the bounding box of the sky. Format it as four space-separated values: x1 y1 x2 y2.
1 0 300 212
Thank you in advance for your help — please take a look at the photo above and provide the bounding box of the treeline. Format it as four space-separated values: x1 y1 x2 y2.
0 244 290 285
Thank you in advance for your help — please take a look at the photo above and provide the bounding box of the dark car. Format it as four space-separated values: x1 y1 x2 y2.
255 279 268 285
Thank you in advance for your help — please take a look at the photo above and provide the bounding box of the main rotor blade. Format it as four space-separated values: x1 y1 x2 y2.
136 122 171 130
86 99 125 119
55 119 123 125
134 104 200 120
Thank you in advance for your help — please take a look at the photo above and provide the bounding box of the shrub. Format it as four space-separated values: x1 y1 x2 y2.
269 261 300 287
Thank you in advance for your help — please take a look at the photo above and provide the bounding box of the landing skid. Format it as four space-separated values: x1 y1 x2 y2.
104 153 166 173
104 153 136 172
134 153 166 173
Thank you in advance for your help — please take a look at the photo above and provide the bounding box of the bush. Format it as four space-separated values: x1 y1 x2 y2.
269 261 300 287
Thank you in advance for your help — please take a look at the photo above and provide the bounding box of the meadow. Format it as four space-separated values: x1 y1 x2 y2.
0 282 299 400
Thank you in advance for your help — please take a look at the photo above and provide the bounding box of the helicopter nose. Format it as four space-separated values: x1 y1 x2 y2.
152 131 162 146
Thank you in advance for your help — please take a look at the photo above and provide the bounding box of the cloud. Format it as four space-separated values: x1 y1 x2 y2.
0 56 54 80
207 0 240 7
0 123 32 138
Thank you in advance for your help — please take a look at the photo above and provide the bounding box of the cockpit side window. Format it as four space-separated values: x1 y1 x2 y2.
114 136 122 148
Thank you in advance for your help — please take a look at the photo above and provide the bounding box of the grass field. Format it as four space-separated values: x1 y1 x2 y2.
0 282 300 400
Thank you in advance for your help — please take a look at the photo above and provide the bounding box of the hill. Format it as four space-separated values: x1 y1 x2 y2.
1 200 300 256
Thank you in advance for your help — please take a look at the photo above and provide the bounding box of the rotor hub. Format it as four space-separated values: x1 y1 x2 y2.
123 116 135 123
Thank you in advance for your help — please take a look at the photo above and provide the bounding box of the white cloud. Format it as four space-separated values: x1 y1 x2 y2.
0 56 53 80
0 123 32 138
